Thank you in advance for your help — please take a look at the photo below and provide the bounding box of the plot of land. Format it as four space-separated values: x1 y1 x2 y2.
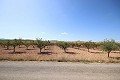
0 45 120 62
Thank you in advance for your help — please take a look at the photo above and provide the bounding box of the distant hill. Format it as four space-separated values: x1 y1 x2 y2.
0 38 6 40
0 38 11 40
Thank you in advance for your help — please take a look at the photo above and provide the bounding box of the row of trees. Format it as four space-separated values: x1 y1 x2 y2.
0 39 50 53
0 39 120 57
56 39 120 57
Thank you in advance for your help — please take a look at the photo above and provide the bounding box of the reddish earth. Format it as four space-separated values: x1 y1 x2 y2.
0 45 120 62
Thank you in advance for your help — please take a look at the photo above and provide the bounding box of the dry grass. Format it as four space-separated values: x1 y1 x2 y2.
0 45 120 63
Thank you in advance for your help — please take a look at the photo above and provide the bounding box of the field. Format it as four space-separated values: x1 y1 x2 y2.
0 44 120 63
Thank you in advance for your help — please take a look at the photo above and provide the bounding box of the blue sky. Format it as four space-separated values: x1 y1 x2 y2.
0 0 120 41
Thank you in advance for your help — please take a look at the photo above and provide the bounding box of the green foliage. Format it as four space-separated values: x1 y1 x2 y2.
11 39 19 47
70 42 76 48
36 38 46 53
91 42 97 50
75 42 82 49
117 42 120 51
102 39 119 57
83 41 93 52
30 40 36 48
57 41 70 53
11 39 19 53
23 41 31 50
5 40 11 50
18 38 23 48
0 40 12 49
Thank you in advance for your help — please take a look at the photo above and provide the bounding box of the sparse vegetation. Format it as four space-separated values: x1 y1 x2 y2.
0 38 120 63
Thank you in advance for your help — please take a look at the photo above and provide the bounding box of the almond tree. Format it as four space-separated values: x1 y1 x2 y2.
0 40 6 48
117 42 120 51
30 40 36 48
11 39 18 53
43 40 50 50
0 40 4 48
70 42 76 48
102 39 118 57
18 38 23 48
83 41 93 52
5 40 11 50
75 42 82 50
91 42 97 50
57 41 70 53
24 41 31 50
36 39 45 53
0 41 1 47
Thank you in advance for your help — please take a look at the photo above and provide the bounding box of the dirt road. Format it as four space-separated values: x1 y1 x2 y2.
0 62 120 80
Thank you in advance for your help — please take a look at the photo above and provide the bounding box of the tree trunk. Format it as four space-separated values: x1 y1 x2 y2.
7 46 9 50
13 46 15 53
64 48 67 53
108 52 110 58
19 45 21 48
107 51 111 58
88 48 89 52
26 46 28 50
32 45 35 48
40 48 42 53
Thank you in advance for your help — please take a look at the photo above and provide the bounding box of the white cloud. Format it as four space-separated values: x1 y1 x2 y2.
61 32 68 35
58 32 68 36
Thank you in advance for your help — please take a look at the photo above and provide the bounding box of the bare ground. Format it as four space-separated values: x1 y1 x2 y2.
0 45 120 62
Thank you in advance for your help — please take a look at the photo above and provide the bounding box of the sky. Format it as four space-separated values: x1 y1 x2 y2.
0 0 120 41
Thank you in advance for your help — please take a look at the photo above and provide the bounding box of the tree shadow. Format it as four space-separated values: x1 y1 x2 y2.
26 49 36 50
44 48 50 50
110 57 120 60
38 51 52 55
66 52 76 54
90 52 103 54
8 51 26 54
112 52 120 54
4 49 13 50
18 46 25 48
